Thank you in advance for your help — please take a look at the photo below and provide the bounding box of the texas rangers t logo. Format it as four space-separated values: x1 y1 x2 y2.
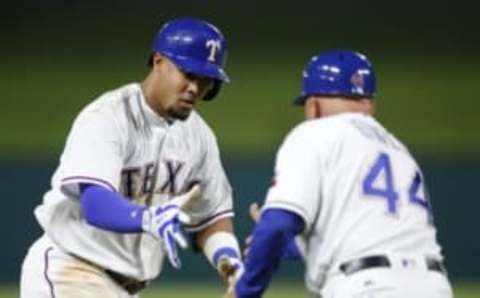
206 39 221 62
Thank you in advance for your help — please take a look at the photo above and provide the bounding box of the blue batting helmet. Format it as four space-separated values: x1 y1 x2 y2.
294 50 376 105
152 17 229 100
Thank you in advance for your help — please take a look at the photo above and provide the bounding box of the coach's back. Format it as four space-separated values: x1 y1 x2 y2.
266 112 443 290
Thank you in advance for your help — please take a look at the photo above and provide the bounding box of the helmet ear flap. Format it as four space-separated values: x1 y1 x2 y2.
203 80 222 101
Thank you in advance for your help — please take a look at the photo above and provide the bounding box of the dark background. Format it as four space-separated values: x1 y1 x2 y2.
1 0 479 285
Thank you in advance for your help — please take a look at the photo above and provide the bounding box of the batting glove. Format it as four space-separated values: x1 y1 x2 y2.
142 185 200 269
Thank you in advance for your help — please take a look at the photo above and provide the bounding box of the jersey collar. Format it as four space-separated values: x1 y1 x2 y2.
136 84 172 128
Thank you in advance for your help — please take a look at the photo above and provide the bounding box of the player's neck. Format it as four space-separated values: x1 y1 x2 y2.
140 78 172 122
309 98 373 119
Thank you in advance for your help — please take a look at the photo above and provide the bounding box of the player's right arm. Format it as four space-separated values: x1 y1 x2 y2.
79 182 199 268
57 103 125 196
57 104 193 268
80 184 145 232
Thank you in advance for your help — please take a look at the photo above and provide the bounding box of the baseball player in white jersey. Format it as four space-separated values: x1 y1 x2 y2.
20 18 243 298
230 50 453 298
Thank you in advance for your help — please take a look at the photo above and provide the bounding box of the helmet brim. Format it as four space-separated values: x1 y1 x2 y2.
164 52 230 83
293 95 307 106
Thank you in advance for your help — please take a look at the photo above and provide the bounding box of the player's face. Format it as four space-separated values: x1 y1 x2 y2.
151 56 214 121
166 70 214 121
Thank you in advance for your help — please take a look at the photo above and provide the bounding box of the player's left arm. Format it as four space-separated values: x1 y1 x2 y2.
231 125 320 298
245 203 303 260
195 217 243 281
186 120 242 281
234 208 305 298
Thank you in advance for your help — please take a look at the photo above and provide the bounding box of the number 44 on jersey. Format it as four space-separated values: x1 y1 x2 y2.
363 153 433 223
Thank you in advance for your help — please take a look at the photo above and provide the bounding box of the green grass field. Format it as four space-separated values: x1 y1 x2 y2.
2 281 479 297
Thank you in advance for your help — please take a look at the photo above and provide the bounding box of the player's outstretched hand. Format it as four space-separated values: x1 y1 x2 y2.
142 185 201 269
218 255 244 281
249 202 261 221
243 202 261 257
223 274 237 298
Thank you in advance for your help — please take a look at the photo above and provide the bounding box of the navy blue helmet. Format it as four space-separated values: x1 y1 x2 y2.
152 18 229 100
294 50 376 105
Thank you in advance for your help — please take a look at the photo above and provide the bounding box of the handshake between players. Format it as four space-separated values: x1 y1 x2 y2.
144 184 244 283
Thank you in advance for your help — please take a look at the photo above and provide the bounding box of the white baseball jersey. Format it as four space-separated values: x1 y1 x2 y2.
34 83 233 281
262 112 443 293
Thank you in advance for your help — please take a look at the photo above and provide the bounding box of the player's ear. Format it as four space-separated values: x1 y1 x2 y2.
361 98 375 115
304 97 321 119
152 53 165 67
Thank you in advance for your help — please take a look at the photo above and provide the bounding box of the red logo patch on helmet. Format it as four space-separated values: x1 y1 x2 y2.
350 72 365 88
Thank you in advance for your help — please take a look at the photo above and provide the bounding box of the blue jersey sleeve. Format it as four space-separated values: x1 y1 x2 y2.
80 183 145 233
283 235 302 260
235 208 305 298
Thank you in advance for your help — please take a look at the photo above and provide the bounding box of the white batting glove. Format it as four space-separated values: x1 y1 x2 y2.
142 185 201 269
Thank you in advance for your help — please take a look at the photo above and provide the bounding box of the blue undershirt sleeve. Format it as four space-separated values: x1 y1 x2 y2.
283 235 302 260
79 183 145 233
235 209 305 298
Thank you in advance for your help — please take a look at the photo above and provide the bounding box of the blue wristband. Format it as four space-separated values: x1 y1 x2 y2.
213 247 240 267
